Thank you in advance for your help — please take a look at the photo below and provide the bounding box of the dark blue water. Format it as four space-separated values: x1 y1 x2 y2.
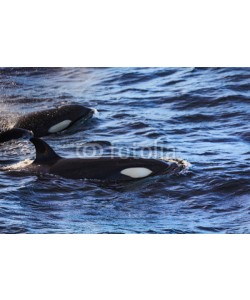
0 67 249 233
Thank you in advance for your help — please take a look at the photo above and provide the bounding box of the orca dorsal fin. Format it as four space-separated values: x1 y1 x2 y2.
30 138 61 164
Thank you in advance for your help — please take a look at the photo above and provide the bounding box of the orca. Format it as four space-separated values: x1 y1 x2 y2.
0 128 33 144
23 138 186 183
13 104 95 138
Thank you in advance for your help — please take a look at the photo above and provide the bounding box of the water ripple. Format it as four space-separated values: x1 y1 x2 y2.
0 67 249 233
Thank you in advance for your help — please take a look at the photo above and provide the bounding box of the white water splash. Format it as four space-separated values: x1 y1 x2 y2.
0 159 33 171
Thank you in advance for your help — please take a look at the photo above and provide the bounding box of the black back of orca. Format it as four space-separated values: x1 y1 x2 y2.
14 104 94 138
0 128 33 144
30 138 185 183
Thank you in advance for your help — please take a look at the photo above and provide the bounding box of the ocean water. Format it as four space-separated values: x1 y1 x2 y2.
0 67 249 234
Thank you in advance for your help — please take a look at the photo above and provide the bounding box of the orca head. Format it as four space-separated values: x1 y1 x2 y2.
13 104 96 137
47 104 95 134
0 128 34 144
58 104 95 123
30 138 62 165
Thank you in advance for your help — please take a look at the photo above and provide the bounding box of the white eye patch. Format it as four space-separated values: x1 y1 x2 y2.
120 167 152 178
48 120 72 133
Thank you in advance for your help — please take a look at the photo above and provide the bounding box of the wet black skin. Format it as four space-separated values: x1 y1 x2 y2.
14 105 94 137
0 128 33 144
28 138 185 183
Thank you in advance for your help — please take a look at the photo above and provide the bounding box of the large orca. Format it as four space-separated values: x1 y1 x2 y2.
0 128 33 144
23 138 187 183
13 104 95 138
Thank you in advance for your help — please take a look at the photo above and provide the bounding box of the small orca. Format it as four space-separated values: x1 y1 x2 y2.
24 138 186 183
13 104 95 138
0 128 33 144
